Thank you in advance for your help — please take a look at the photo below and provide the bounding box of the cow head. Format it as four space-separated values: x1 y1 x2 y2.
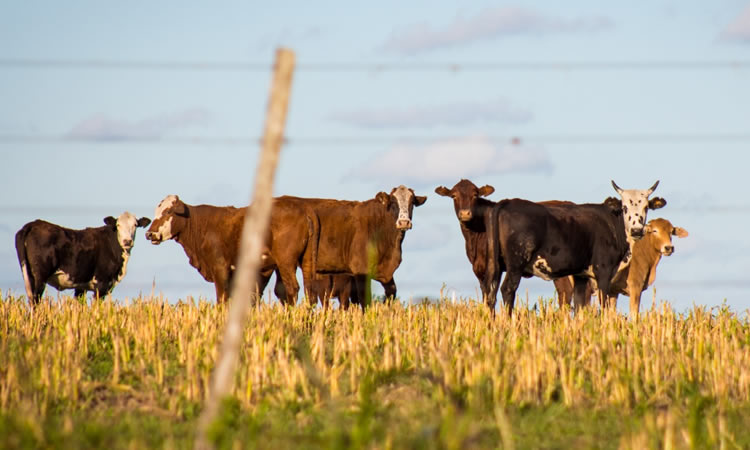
376 185 427 230
104 212 151 250
435 179 495 223
644 218 688 256
611 180 666 239
145 195 189 244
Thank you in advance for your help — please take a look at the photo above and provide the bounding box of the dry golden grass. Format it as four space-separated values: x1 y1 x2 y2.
1 293 749 448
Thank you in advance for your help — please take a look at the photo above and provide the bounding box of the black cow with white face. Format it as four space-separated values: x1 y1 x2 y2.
485 181 665 314
15 212 151 304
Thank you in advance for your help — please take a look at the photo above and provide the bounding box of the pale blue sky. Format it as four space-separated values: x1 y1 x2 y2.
1 2 749 312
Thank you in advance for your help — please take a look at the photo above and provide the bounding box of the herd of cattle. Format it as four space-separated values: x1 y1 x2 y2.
14 179 688 317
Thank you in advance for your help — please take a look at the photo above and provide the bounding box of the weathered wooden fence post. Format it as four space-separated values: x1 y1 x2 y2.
195 47 295 450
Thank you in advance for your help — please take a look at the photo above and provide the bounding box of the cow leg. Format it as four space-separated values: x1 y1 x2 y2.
30 280 46 305
214 283 227 305
572 276 591 311
600 292 617 309
627 281 642 319
353 275 368 311
553 277 574 309
482 274 501 312
499 271 521 316
338 278 353 310
28 267 49 305
274 277 287 303
277 266 299 307
74 289 85 301
93 286 109 301
256 267 274 302
381 278 397 305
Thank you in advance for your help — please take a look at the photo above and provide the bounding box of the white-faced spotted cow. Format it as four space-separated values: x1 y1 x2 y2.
485 181 665 315
15 213 151 304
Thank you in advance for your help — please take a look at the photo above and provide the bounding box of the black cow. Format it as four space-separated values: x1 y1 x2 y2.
15 212 151 304
486 181 665 314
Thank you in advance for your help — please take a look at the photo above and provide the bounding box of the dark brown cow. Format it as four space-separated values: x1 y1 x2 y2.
276 185 426 306
145 195 309 304
15 212 151 304
435 180 499 304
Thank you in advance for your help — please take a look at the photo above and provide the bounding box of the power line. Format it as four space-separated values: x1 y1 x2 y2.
2 58 750 72
1 133 750 146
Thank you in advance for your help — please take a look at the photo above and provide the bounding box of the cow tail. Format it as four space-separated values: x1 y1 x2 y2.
306 211 320 281
485 205 500 299
15 225 35 301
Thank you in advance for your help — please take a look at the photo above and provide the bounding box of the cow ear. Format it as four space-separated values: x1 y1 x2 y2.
672 227 688 238
175 202 190 217
137 217 152 228
603 196 621 212
649 197 667 210
434 186 451 197
103 216 117 227
478 185 495 197
414 195 427 206
375 192 390 206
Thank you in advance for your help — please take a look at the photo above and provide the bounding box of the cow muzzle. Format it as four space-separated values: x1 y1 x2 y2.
662 245 674 256
458 209 472 222
630 228 645 239
145 231 162 244
396 219 413 230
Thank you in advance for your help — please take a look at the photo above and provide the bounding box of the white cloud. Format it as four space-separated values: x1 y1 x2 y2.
721 6 750 42
330 98 532 129
350 135 552 185
382 6 613 54
67 108 211 141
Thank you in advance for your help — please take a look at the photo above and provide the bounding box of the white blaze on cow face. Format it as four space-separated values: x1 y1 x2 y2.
392 185 415 230
612 180 659 240
116 212 140 250
148 195 178 244
115 211 143 287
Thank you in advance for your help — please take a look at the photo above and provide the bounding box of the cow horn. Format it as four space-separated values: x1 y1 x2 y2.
647 180 659 194
611 180 624 194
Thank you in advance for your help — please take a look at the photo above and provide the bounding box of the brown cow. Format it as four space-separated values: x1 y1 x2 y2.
606 218 688 317
145 195 309 304
277 185 426 307
435 179 499 305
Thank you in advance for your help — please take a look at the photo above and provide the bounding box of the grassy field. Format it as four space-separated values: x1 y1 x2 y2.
1 293 749 449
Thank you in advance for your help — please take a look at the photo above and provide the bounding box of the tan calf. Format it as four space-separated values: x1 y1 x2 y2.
607 218 688 318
